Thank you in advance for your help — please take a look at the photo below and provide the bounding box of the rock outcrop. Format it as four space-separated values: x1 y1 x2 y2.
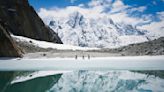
120 37 164 55
0 0 62 43
102 37 164 56
0 0 63 57
0 22 22 57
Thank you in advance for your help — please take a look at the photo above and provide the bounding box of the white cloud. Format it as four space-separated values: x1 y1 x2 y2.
38 0 149 25
110 0 129 13
38 6 105 24
88 0 102 7
67 0 77 4
139 21 164 37
152 1 157 5
156 11 164 20
128 6 147 13
139 11 164 37
78 4 85 7
88 0 113 7
107 1 148 25
109 11 151 26
38 0 164 36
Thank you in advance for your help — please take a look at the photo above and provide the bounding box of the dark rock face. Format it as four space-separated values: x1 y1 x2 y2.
123 37 164 55
0 0 63 57
101 37 164 56
113 37 164 56
0 0 62 43
0 23 22 57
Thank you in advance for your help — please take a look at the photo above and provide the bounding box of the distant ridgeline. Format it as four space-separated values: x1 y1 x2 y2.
0 0 62 57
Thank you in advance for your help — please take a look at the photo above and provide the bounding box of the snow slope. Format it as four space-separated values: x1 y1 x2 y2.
12 35 98 51
42 11 153 48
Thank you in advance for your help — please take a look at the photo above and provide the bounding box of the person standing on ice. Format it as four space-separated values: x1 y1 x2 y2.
88 54 90 60
75 54 78 59
82 55 85 60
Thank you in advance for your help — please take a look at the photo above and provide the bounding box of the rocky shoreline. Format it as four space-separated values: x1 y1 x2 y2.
14 37 164 59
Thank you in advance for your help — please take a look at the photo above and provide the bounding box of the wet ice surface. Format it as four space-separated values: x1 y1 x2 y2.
48 70 164 92
0 56 164 71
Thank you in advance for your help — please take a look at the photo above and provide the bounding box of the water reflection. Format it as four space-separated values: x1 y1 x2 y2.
0 72 61 92
0 71 164 92
0 72 15 92
49 71 164 92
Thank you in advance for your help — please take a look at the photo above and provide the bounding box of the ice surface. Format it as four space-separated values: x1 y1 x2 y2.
0 56 164 71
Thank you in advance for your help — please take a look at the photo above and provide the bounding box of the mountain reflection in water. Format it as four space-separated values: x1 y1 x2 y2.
0 71 164 92
48 71 164 92
0 72 61 92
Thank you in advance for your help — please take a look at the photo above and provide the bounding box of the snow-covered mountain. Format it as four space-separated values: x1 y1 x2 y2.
47 11 152 48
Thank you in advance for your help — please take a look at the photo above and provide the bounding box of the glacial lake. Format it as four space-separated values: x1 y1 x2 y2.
1 70 164 92
0 56 164 92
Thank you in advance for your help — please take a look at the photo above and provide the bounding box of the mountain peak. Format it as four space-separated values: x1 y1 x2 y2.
48 11 150 48
67 11 85 28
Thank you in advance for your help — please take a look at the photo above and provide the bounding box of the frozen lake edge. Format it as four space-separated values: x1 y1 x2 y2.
0 56 164 71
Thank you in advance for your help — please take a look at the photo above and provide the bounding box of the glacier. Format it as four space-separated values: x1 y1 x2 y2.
42 11 156 48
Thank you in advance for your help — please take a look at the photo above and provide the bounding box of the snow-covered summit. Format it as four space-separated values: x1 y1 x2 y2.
45 11 151 48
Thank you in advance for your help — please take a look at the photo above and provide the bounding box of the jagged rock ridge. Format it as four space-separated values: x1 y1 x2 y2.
0 0 63 57
0 0 62 43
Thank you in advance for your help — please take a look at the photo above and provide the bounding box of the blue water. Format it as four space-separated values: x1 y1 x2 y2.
1 70 164 92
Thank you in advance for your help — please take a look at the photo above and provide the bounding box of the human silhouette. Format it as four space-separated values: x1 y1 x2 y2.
88 54 90 59
82 55 85 60
75 55 78 59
